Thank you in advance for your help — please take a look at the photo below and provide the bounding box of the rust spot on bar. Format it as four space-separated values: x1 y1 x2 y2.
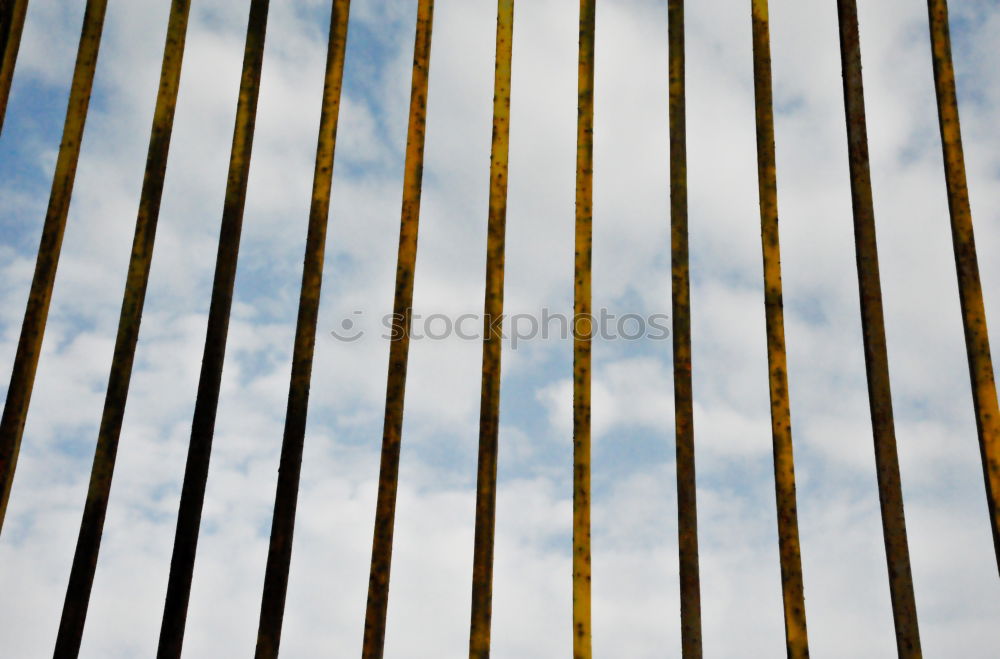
0 0 108 536
926 0 1000 575
749 1 810 656
362 2 435 656
835 1 922 656
253 2 352 657
668 1 702 656
156 1 272 656
468 1 514 657
0 0 29 134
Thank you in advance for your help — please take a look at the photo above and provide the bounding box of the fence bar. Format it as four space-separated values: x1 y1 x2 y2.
253 2 352 657
0 0 108 534
835 1 922 656
668 1 702 656
572 1 595 658
52 1 191 655
749 1 810 656
361 2 435 656
156 1 271 656
0 0 29 133
468 1 514 657
926 0 1000 573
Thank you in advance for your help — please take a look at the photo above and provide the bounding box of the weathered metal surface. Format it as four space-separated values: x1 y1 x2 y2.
749 1 810 656
0 0 108 535
572 1 595 658
362 2 435 656
468 1 514 657
253 2 352 657
0 0 29 133
926 0 1000 574
668 1 702 656
156 1 272 656
835 1 922 656
53 2 192 656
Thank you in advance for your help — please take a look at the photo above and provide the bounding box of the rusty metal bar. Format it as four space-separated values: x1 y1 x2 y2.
0 0 108 535
52 2 192 655
0 0 29 134
253 2 352 657
926 0 1000 574
468 1 514 657
155 1 271 656
361 2 435 656
572 1 594 658
835 1 922 656
668 1 702 656
749 1 810 656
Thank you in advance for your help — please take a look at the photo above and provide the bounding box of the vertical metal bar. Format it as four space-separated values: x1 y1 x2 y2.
835 1 922 656
155 1 271 656
749 2 810 656
668 0 702 656
468 1 514 657
926 0 1000 574
0 0 108 535
0 0 29 134
572 1 595 658
253 2 352 657
52 1 192 655
361 2 435 656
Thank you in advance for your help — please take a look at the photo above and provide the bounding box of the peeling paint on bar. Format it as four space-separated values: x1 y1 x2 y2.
749 1 810 656
362 2 435 657
926 0 1000 575
254 2 352 657
156 1 272 656
0 0 108 537
835 1 922 656
469 1 514 657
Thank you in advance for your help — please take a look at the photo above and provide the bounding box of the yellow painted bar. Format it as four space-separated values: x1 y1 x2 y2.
469 1 515 657
668 0 702 656
926 0 1000 574
0 0 108 535
749 1 810 656
254 1 352 656
0 0 30 133
362 2 435 656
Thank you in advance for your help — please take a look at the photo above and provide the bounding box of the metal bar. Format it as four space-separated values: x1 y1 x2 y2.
572 1 595 658
0 0 29 134
0 0 108 535
749 1 810 656
361 2 435 656
53 1 192 655
835 1 922 656
155 1 272 656
253 2 352 657
668 0 702 656
468 1 514 657
926 0 1000 574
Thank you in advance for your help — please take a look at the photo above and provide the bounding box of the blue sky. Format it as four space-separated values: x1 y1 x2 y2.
1 0 999 656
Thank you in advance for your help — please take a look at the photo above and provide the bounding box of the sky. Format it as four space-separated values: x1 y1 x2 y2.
1 0 999 656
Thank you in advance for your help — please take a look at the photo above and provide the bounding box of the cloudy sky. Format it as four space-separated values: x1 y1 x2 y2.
1 0 999 656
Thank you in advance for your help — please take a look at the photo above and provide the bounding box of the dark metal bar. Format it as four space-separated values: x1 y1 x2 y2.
0 0 108 535
468 1 514 657
361 2 435 656
53 2 192 655
835 1 922 656
926 0 1000 574
749 1 810 656
572 1 594 658
668 0 702 656
253 1 352 657
0 0 29 133
155 1 272 656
